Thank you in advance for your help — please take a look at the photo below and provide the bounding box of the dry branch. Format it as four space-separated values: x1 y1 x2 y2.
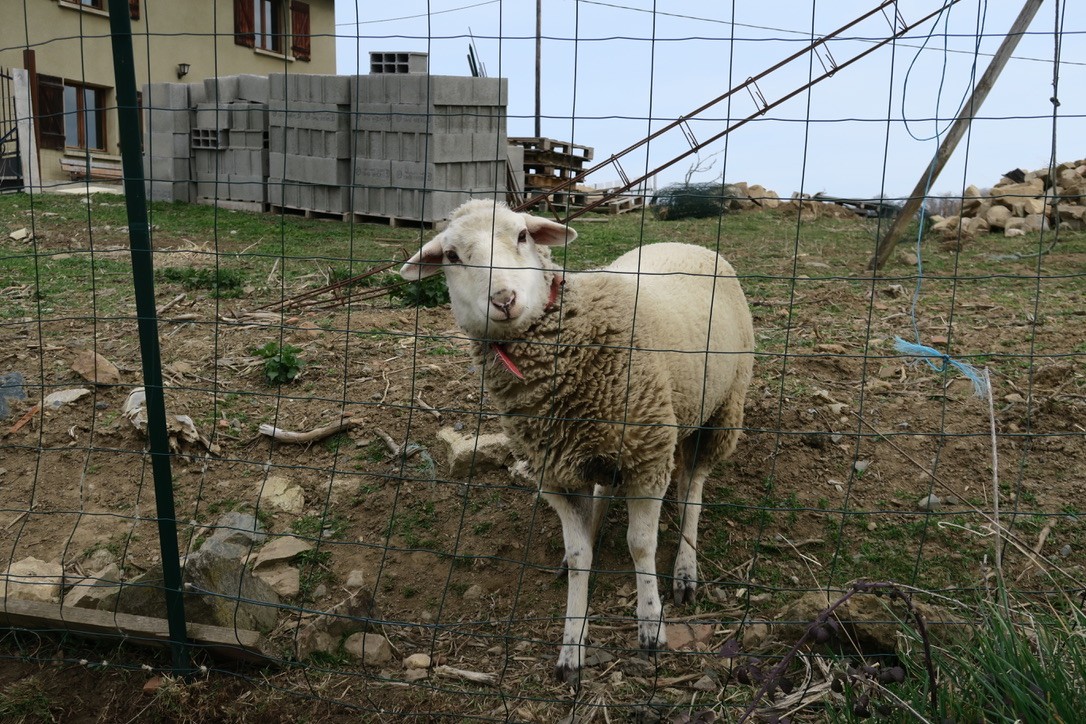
258 418 358 444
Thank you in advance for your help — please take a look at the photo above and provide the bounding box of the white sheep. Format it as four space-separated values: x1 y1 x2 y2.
400 200 754 683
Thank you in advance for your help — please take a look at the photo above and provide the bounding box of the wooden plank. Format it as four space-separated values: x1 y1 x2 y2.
0 597 272 663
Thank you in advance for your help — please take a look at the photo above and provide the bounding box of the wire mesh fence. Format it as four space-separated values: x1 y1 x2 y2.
1 1 1085 721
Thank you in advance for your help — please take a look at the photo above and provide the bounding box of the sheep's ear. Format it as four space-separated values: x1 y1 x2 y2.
523 214 577 246
399 236 445 280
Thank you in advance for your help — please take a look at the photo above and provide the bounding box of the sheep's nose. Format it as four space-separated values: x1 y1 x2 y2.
490 289 517 317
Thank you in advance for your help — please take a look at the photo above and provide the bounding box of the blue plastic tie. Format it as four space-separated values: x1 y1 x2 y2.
893 337 989 398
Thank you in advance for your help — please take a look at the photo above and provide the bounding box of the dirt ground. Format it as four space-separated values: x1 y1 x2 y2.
2 198 1084 722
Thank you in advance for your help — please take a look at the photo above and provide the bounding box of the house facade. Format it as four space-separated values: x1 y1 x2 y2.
0 0 336 185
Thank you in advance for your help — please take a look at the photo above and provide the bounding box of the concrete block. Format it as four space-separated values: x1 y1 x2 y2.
267 152 306 180
391 161 436 190
204 75 239 103
191 149 226 178
353 159 392 187
305 156 350 185
266 177 286 206
146 156 190 182
388 103 431 134
353 129 382 158
269 101 347 132
323 129 352 158
359 74 393 103
395 74 428 105
249 106 268 131
352 103 392 132
226 175 265 203
147 132 190 158
268 126 285 154
230 105 250 132
145 108 191 134
474 77 508 106
187 81 207 105
430 76 475 106
190 127 227 150
269 73 287 102
285 73 307 103
431 133 474 163
145 82 191 111
472 132 507 162
146 179 192 203
239 130 266 150
350 187 385 216
237 74 270 103
195 103 230 130
322 75 350 105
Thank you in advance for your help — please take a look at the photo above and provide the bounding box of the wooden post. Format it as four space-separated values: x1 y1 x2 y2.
534 0 542 138
867 0 1047 272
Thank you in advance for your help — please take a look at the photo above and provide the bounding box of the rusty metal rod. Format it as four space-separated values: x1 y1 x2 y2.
516 0 963 220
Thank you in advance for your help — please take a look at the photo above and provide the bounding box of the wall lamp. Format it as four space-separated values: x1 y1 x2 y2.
176 63 190 79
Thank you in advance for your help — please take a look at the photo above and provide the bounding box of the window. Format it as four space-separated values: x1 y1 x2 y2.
64 84 106 151
254 0 283 53
234 0 310 61
35 75 106 151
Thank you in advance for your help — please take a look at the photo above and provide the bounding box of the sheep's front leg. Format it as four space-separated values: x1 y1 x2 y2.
541 488 594 685
627 493 667 651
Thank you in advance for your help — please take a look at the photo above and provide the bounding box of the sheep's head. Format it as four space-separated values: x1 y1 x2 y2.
399 200 577 339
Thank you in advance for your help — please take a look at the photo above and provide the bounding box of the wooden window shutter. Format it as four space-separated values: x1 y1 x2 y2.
290 2 311 61
129 0 140 20
37 75 65 151
234 0 255 47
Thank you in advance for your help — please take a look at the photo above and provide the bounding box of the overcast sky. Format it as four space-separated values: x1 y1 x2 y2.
334 1 1084 200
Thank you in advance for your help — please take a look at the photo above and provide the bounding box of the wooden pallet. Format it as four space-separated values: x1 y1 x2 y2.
509 136 594 161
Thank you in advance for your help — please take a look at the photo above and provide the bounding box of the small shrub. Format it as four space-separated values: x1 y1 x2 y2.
253 341 304 384
393 274 449 307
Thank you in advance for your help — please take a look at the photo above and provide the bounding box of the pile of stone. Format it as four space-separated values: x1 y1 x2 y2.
930 158 1086 240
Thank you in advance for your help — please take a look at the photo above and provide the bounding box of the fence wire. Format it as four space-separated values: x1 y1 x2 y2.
1 1 1085 721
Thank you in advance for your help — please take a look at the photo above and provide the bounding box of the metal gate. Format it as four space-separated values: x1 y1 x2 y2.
0 69 22 191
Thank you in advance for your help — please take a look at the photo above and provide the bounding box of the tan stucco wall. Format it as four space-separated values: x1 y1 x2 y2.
0 0 336 183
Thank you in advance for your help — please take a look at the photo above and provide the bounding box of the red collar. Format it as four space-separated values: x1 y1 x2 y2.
491 275 563 380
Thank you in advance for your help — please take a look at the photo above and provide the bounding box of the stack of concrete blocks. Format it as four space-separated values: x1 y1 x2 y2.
190 75 270 211
143 83 193 203
267 74 352 216
351 74 509 223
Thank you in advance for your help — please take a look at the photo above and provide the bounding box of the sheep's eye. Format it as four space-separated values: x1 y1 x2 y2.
517 229 528 244
445 250 461 264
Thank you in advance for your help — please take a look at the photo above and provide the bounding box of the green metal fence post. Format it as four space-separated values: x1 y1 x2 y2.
106 0 191 675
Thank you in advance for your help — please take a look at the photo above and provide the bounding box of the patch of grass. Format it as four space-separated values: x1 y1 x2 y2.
291 513 348 541
0 677 53 720
398 500 438 550
824 599 1086 722
156 266 245 297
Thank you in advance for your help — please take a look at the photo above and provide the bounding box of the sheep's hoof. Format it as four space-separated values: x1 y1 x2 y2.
673 579 697 606
554 662 581 686
638 629 666 652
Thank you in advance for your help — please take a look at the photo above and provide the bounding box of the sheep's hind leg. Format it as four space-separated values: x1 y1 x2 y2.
627 492 667 651
542 488 594 685
672 462 708 605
